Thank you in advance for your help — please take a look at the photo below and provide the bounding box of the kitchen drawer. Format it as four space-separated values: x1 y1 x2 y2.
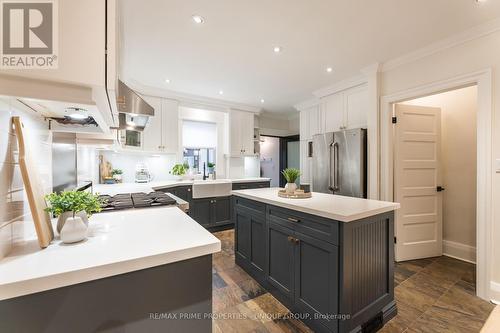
267 205 339 246
233 196 266 217
232 181 270 190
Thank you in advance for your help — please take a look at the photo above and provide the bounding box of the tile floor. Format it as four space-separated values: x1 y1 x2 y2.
212 229 495 333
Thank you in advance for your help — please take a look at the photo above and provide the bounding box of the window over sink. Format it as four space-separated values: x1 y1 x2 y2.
182 120 217 174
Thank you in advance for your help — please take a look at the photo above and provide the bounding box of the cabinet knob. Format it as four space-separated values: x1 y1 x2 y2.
287 236 294 243
187 188 191 192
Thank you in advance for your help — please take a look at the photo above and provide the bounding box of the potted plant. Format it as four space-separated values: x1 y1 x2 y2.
207 162 215 174
170 163 187 180
45 191 104 243
111 168 123 183
281 168 301 194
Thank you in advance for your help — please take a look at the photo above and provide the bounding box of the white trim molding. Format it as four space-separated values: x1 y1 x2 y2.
124 78 262 114
294 98 320 112
381 17 500 72
313 73 367 98
379 68 493 301
442 240 476 264
491 281 500 305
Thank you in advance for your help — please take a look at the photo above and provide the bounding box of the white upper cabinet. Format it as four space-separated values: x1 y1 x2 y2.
142 96 163 152
140 96 179 154
300 105 321 141
320 84 368 132
344 84 368 129
229 110 255 156
161 99 180 153
322 92 344 133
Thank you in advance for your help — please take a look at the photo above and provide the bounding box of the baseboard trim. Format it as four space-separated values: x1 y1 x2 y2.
442 240 476 264
490 281 500 304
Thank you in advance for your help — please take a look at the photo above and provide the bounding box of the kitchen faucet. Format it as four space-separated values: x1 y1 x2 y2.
203 162 208 180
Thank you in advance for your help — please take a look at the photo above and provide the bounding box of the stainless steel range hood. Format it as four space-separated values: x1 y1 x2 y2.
116 80 154 131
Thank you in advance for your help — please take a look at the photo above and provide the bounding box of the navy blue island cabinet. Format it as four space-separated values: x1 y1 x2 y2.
232 195 396 333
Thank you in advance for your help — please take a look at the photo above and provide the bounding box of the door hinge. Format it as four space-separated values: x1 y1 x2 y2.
394 236 397 244
392 116 397 124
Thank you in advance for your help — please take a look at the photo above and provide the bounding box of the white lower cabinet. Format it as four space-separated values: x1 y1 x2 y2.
299 140 312 185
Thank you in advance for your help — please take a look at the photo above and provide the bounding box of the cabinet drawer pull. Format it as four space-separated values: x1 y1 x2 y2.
287 217 300 223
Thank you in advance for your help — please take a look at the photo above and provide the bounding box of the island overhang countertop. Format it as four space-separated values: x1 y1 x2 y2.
0 206 221 301
232 187 400 222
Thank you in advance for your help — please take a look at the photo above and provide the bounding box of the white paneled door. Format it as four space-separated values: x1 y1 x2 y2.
394 104 442 261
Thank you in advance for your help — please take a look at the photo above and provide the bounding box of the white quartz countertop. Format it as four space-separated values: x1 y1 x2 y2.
0 206 221 301
232 187 400 222
93 178 271 195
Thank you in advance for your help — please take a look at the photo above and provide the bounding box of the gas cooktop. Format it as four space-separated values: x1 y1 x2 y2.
98 192 177 212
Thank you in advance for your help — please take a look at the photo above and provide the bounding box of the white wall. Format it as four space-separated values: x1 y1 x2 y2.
97 151 178 183
0 98 52 260
379 29 500 299
402 86 478 251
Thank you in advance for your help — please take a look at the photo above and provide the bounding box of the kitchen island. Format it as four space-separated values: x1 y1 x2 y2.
0 206 220 333
232 188 400 333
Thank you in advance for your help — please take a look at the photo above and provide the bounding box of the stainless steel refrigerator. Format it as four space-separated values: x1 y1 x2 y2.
312 128 367 198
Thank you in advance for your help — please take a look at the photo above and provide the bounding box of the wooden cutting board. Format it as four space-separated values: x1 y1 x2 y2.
12 117 54 248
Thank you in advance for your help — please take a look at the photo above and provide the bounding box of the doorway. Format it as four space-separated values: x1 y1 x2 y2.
393 86 477 264
259 135 300 187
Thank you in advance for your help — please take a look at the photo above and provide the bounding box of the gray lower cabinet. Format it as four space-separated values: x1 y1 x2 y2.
232 181 271 190
234 203 267 282
191 196 231 229
162 185 192 202
233 196 396 333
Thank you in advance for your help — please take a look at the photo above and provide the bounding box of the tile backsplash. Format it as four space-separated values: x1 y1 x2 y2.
0 98 52 260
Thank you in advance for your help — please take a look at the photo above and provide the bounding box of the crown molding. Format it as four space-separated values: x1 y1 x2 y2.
312 73 368 98
381 17 500 72
260 110 299 120
124 78 262 114
294 98 320 111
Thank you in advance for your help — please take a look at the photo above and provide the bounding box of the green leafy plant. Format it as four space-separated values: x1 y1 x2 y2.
170 163 187 176
45 191 104 218
111 169 123 176
207 162 215 168
281 168 301 184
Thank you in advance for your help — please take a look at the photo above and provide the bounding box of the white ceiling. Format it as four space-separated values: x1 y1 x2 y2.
119 0 500 114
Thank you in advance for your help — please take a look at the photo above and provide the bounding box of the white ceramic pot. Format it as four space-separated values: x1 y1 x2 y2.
57 211 88 234
60 216 88 244
113 174 122 182
285 182 297 194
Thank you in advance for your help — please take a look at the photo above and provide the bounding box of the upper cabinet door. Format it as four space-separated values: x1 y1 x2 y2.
240 112 255 155
229 110 255 156
322 93 344 133
300 110 310 141
229 111 243 156
161 99 180 153
308 106 320 138
141 96 163 152
344 84 368 129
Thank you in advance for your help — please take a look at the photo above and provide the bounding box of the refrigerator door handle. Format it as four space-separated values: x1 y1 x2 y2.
328 141 339 192
333 141 339 192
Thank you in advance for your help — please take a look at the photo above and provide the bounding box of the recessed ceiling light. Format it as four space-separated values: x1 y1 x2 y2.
326 67 333 73
260 99 265 104
165 79 170 84
273 46 282 53
219 90 224 95
192 15 204 24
